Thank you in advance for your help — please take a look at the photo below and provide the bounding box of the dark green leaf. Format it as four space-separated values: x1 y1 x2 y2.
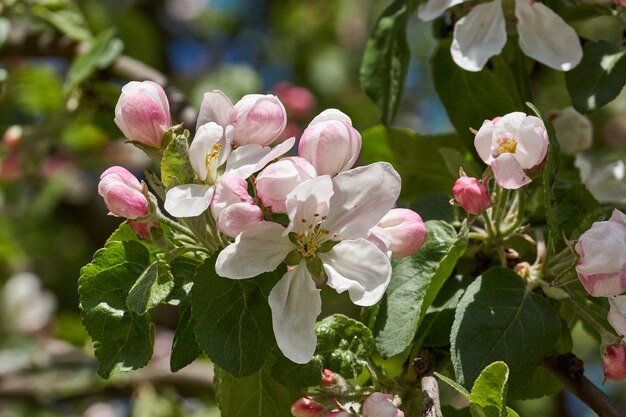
451 267 561 391
171 300 202 372
566 40 626 113
431 40 517 142
78 241 154 378
126 256 174 315
215 361 300 417
270 353 323 388
191 257 281 376
360 0 410 125
166 256 199 304
372 221 467 357
65 29 122 92
315 314 373 379
161 132 195 189
469 361 509 417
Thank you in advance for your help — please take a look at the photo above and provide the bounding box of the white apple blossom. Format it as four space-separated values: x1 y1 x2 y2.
418 0 582 72
164 122 294 217
215 162 401 363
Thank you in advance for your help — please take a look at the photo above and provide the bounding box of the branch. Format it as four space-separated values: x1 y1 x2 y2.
414 357 443 417
2 32 198 130
543 353 626 417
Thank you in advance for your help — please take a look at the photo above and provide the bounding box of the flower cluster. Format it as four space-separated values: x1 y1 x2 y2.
101 81 428 364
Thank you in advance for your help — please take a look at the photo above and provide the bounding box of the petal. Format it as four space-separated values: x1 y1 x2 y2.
310 109 352 125
215 221 294 279
216 202 263 238
418 0 467 21
609 296 626 337
514 115 548 169
474 120 496 164
611 209 626 228
491 153 531 189
268 264 321 364
324 162 401 240
164 184 214 218
516 0 582 71
285 175 334 235
320 239 392 306
451 0 507 72
189 122 228 181
196 90 236 130
225 137 295 179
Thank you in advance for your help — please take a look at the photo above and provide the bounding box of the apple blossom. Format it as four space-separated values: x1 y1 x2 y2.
376 209 427 258
216 162 401 363
322 369 337 386
256 157 317 213
298 109 361 177
114 81 171 148
362 393 404 417
164 122 294 218
608 296 626 337
575 156 626 205
575 210 626 296
603 343 626 381
211 173 262 237
291 397 326 417
474 112 548 189
452 176 492 215
550 107 593 155
98 166 149 219
418 0 582 72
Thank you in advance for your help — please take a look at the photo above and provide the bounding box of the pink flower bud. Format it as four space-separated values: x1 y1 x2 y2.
114 81 171 148
575 209 626 296
362 393 404 417
298 109 361 177
233 94 287 146
3 125 23 150
0 153 21 181
98 166 149 219
273 82 316 120
256 157 317 213
128 220 159 239
452 176 492 215
322 369 336 386
603 343 626 381
211 173 262 237
291 396 325 417
377 209 427 258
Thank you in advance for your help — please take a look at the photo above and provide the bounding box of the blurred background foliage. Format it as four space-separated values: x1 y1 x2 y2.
1 0 626 416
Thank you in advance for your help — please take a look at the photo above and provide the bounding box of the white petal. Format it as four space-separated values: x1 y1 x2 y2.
310 109 352 126
225 137 295 179
491 153 531 189
164 184 214 218
418 0 466 21
268 264 321 364
609 296 626 337
474 120 496 164
324 162 401 240
514 115 548 169
285 176 334 235
196 90 236 130
215 221 294 279
189 122 229 181
611 209 626 228
320 239 392 306
451 0 507 72
516 0 582 71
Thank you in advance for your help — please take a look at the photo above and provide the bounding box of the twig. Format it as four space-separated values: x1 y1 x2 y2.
414 357 443 417
543 353 626 417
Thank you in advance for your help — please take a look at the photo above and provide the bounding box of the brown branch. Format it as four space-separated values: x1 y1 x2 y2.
414 356 443 417
543 353 626 417
2 32 198 130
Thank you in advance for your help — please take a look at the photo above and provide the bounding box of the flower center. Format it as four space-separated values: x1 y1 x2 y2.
295 215 330 258
496 138 517 155
204 143 222 184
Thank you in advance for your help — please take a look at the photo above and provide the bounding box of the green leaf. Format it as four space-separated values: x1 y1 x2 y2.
161 132 195 189
360 0 410 125
0 18 10 48
314 314 373 379
126 256 174 315
270 353 323 388
215 361 300 417
191 257 281 376
435 372 470 398
65 29 122 92
566 40 626 113
372 221 467 357
170 300 202 372
78 241 154 378
32 4 91 41
469 361 509 417
166 256 199 304
451 267 561 391
431 40 517 142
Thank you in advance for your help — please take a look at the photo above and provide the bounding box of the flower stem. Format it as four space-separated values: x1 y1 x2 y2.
500 189 525 236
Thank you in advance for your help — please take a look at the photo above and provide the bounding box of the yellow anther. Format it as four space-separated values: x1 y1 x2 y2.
497 138 517 155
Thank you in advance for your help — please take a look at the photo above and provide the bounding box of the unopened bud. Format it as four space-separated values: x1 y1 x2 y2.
98 166 149 219
452 176 492 215
291 396 325 417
